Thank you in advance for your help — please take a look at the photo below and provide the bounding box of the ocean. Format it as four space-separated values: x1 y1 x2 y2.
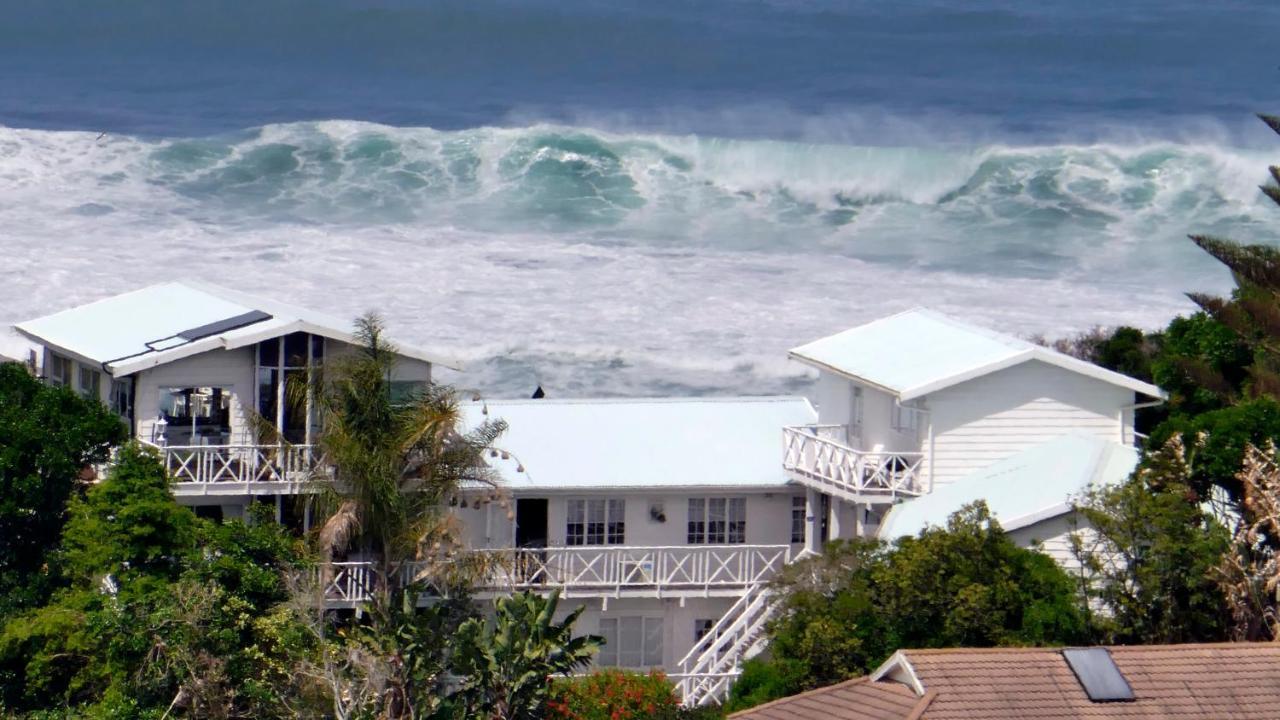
2 0 1278 396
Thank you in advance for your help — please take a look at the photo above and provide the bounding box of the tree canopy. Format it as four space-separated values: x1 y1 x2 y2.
0 362 126 615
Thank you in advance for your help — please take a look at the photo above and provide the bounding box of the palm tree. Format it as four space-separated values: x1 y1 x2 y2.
304 313 507 604
451 590 602 720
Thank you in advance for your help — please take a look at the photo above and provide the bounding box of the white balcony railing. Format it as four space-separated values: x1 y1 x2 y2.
782 425 925 503
141 440 321 492
321 545 791 605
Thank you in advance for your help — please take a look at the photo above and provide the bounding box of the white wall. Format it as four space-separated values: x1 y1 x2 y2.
813 371 922 453
133 347 258 445
925 360 1134 488
543 596 737 672
1006 511 1091 578
456 489 802 549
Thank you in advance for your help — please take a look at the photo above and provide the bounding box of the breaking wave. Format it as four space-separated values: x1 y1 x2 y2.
0 120 1273 395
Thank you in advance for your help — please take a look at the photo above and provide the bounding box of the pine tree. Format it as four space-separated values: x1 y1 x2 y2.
1187 114 1280 397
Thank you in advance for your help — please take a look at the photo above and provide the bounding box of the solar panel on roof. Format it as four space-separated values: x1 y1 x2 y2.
175 310 272 341
1062 648 1134 702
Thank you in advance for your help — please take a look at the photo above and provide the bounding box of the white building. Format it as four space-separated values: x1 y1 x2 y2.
13 291 1163 706
13 282 455 521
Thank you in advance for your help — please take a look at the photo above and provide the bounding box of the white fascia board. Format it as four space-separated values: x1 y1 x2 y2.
868 650 926 696
12 332 113 376
897 350 1034 401
898 348 1167 402
1029 347 1167 399
786 351 904 397
106 335 246 377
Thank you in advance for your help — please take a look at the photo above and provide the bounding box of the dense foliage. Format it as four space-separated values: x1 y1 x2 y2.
549 669 683 720
726 503 1086 711
0 443 309 719
0 362 126 615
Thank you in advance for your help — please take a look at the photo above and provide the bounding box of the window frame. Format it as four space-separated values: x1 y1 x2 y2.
566 498 625 546
598 616 663 668
687 497 747 544
790 495 806 544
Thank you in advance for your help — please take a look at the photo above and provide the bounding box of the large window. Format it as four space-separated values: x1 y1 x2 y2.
687 498 746 544
566 498 625 546
598 617 662 668
791 495 806 544
161 387 231 445
109 378 132 418
47 353 71 387
257 332 322 444
77 366 101 400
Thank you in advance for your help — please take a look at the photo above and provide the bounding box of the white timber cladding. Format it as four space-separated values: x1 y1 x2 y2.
455 490 803 550
1006 512 1092 576
925 360 1135 487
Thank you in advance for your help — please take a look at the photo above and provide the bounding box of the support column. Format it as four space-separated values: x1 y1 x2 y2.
828 497 843 541
805 487 821 555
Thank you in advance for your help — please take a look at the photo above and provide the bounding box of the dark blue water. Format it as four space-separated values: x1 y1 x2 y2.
2 0 1278 140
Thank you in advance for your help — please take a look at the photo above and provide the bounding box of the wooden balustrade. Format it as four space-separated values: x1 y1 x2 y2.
782 425 925 502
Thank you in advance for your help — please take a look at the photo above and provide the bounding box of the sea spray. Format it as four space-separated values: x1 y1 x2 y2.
0 121 1264 396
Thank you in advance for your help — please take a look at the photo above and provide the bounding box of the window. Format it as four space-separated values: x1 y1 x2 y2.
598 617 662 668
389 380 427 404
791 496 806 544
48 354 71 387
109 378 132 418
687 498 746 544
892 402 924 434
850 386 864 428
78 366 101 400
694 619 715 643
566 499 625 546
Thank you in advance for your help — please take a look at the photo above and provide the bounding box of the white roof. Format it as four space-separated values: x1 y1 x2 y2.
13 282 460 376
878 434 1139 538
461 396 817 491
789 308 1164 401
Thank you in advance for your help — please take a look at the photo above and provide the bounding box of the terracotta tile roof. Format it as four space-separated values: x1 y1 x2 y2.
729 643 1280 720
732 677 933 720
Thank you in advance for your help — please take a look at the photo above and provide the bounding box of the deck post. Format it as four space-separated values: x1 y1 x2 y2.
828 497 843 540
804 488 821 555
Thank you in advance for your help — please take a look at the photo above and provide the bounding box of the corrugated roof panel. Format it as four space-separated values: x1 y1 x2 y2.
877 434 1138 539
461 396 817 490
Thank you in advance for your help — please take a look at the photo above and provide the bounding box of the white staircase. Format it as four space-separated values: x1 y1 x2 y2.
674 580 781 707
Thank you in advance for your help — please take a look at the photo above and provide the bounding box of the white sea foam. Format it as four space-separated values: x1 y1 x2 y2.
0 121 1264 397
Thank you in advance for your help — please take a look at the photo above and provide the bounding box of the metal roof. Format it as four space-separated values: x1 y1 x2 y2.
13 282 461 376
878 433 1139 539
789 308 1165 401
461 396 817 490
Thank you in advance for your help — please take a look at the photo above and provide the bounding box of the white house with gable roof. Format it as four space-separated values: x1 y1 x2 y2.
781 308 1162 553
11 289 1164 707
13 282 456 521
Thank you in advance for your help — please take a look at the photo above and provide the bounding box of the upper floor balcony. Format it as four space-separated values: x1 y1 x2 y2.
782 425 925 503
142 440 322 496
321 544 792 608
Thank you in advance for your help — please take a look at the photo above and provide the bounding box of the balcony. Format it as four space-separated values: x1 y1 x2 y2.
782 425 925 503
321 544 792 607
141 440 322 496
